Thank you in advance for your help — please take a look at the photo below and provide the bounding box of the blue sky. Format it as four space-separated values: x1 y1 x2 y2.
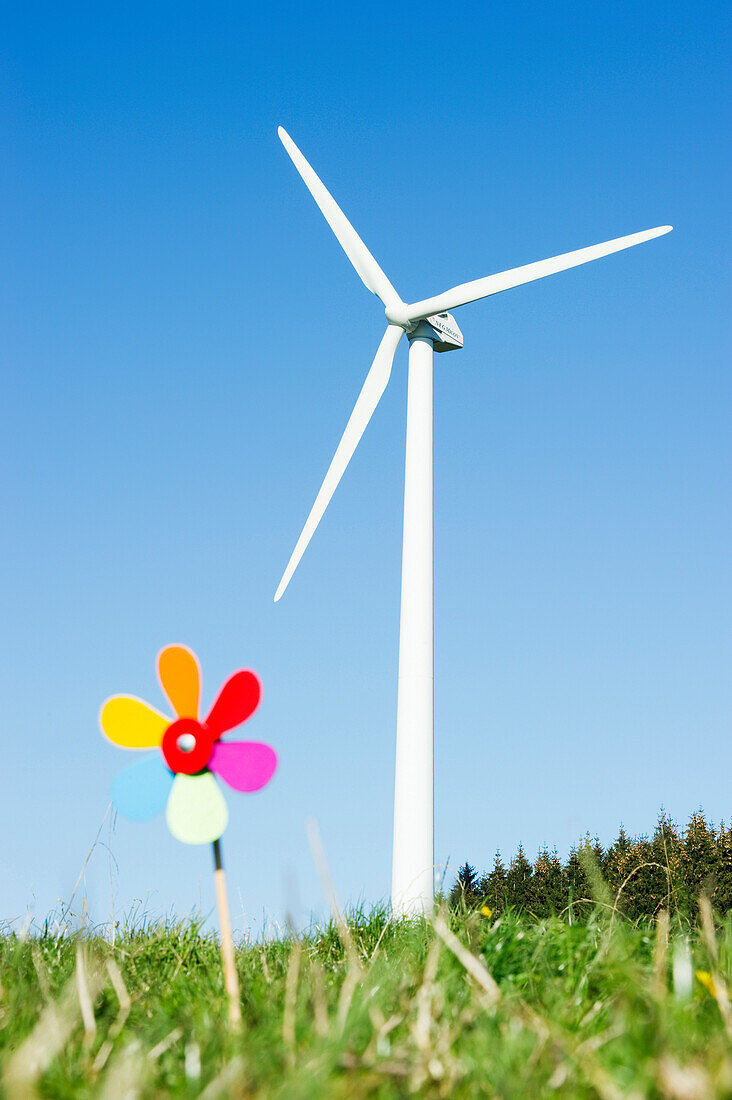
2 0 729 933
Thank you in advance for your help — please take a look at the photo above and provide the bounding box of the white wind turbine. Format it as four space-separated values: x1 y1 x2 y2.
274 125 671 916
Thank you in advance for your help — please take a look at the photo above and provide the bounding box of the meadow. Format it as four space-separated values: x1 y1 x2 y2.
1 896 730 1098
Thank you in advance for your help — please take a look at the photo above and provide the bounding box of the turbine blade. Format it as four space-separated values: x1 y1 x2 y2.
274 325 404 602
406 225 673 321
278 127 400 308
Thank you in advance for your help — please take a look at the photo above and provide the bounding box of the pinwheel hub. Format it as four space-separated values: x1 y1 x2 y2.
162 717 214 775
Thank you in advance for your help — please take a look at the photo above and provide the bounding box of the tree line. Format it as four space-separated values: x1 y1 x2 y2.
449 810 732 921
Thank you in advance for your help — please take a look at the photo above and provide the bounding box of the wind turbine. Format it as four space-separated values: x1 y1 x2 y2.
273 125 672 916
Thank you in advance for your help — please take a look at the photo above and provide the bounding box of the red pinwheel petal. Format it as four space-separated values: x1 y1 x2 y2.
209 740 277 792
204 670 261 738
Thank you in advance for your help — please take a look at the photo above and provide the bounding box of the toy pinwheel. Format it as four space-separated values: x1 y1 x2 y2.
100 644 277 844
99 644 277 1025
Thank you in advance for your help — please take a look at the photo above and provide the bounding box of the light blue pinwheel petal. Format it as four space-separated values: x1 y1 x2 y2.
111 753 173 822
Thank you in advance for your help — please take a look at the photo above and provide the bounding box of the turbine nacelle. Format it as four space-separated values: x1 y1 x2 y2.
422 312 463 353
383 304 464 353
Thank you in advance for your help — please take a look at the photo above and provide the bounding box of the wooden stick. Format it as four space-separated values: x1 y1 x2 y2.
212 838 241 1028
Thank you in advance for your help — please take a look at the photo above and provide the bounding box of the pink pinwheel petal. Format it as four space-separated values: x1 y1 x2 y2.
209 740 277 792
205 670 261 737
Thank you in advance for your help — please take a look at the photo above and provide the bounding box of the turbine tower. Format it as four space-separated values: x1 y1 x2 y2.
273 126 671 916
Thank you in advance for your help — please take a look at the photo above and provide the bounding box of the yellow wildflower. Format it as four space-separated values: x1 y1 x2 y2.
696 970 717 997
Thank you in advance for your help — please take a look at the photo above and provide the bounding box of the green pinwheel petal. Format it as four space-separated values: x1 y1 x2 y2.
166 772 228 845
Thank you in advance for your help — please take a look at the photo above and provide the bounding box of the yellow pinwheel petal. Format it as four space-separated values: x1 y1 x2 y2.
166 773 228 845
157 644 200 719
100 695 170 749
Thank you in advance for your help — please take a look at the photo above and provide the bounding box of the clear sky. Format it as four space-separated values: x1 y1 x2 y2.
2 0 729 934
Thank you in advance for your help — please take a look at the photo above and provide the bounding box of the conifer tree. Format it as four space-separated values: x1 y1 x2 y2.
450 862 480 908
564 845 590 921
480 852 507 913
533 848 565 916
591 836 606 872
681 810 719 909
604 824 633 898
622 836 656 921
715 822 732 913
506 844 534 911
649 809 681 913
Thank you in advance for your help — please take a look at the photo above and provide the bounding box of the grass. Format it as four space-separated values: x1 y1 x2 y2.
1 901 731 1098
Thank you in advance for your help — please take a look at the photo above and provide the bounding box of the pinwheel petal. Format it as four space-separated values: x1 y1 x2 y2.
165 773 228 845
111 754 173 822
100 696 171 748
157 644 200 719
205 670 261 737
209 741 278 792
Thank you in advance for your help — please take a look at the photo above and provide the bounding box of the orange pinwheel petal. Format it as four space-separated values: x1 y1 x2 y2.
100 695 171 748
157 644 200 719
